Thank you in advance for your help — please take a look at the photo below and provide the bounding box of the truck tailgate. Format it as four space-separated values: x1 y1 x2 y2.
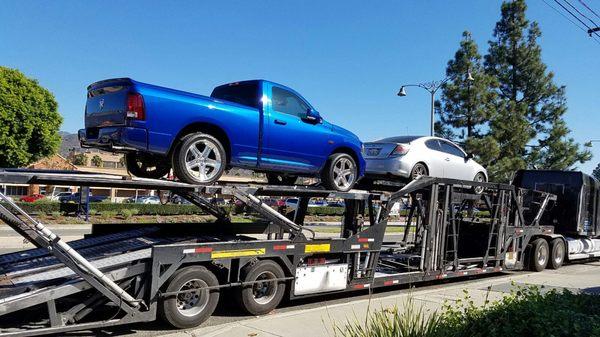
85 79 131 128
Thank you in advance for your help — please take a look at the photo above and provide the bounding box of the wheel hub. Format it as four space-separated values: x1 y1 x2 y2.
252 271 277 305
332 158 355 190
184 139 222 182
176 279 209 317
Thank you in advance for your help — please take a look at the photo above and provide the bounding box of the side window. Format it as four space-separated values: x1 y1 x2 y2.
439 141 465 157
272 87 308 117
425 139 441 151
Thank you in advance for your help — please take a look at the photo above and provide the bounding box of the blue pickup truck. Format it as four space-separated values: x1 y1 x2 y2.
79 79 365 191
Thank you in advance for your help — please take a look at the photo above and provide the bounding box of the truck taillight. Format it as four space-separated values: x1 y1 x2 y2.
127 93 145 120
390 144 410 157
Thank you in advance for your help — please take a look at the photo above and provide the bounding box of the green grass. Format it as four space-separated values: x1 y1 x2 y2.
310 226 414 234
336 284 600 337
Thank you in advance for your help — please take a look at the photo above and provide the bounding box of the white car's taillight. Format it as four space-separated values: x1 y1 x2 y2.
390 144 410 156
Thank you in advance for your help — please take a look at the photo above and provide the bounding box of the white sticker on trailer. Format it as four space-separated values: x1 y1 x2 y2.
294 264 348 296
351 244 361 250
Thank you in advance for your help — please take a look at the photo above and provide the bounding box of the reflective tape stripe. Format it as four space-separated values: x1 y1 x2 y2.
211 248 266 259
357 238 375 243
273 244 295 250
305 244 330 253
183 247 213 254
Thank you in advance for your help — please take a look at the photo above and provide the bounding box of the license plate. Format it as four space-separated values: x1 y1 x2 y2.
367 148 381 156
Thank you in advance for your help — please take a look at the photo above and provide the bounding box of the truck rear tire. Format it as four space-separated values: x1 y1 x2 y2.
125 153 171 179
159 266 220 329
172 133 226 185
235 260 286 315
529 238 549 272
322 153 358 192
548 238 565 269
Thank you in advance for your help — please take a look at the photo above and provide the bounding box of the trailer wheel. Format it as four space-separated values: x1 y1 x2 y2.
236 260 286 315
159 266 220 329
548 238 565 269
529 238 549 272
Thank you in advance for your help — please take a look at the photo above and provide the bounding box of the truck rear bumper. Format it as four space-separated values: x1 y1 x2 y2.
78 126 147 152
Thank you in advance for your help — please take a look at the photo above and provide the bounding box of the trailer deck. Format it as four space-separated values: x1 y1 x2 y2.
0 169 558 336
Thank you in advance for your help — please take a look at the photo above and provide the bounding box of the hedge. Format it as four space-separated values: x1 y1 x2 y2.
4 202 411 217
337 285 600 337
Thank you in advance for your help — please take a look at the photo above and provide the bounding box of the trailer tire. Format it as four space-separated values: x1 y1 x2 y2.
529 238 549 272
548 238 565 269
235 260 286 315
159 266 220 329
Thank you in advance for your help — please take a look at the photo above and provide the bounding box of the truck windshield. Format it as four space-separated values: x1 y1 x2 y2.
211 82 260 109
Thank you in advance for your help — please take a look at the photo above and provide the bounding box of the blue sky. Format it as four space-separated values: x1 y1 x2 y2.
1 1 598 173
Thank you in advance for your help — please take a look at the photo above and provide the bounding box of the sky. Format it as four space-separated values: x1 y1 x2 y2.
1 1 599 173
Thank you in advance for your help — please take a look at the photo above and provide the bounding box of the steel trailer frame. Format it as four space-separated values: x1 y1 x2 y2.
0 169 555 336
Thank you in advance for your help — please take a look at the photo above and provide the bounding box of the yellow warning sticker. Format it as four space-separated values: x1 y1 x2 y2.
211 248 266 259
304 243 331 253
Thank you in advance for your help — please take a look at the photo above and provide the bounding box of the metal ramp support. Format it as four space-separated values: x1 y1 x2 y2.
230 187 308 241
0 193 144 314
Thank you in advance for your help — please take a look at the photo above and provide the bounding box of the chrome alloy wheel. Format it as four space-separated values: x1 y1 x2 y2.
537 243 549 267
176 279 209 317
553 241 565 265
411 164 427 179
474 173 486 194
184 139 222 182
252 271 277 305
332 157 356 190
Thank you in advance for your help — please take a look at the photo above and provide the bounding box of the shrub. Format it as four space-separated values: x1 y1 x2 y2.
336 284 600 337
50 211 61 218
335 298 440 337
120 208 139 220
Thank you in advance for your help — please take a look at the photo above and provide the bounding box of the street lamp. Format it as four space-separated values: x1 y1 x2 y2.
398 71 474 136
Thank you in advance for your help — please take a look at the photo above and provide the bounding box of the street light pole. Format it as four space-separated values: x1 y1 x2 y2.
398 71 474 137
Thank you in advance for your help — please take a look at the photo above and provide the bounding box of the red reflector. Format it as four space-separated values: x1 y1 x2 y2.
194 247 213 253
127 93 145 120
273 245 287 250
358 238 371 243
384 280 394 286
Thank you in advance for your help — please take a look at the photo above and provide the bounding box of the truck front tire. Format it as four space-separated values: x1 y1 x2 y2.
125 153 171 179
235 260 286 316
173 133 226 185
159 266 220 329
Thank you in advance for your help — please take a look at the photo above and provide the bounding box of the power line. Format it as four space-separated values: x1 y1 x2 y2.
552 0 600 41
542 0 600 44
578 0 600 21
562 0 599 27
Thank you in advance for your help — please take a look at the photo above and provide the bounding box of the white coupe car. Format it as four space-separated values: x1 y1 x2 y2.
363 136 487 189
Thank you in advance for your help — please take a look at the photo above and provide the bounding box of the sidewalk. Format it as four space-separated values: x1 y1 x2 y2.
161 261 600 337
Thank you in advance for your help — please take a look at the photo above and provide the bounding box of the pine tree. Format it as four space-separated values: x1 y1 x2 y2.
483 0 590 181
593 163 600 181
437 31 496 148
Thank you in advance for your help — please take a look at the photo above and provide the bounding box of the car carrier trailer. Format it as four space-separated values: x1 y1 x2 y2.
0 168 572 336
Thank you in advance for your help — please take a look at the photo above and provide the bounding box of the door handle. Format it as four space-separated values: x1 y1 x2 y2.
274 119 287 125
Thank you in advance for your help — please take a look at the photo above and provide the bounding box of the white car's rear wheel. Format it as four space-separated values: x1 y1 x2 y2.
410 163 428 180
